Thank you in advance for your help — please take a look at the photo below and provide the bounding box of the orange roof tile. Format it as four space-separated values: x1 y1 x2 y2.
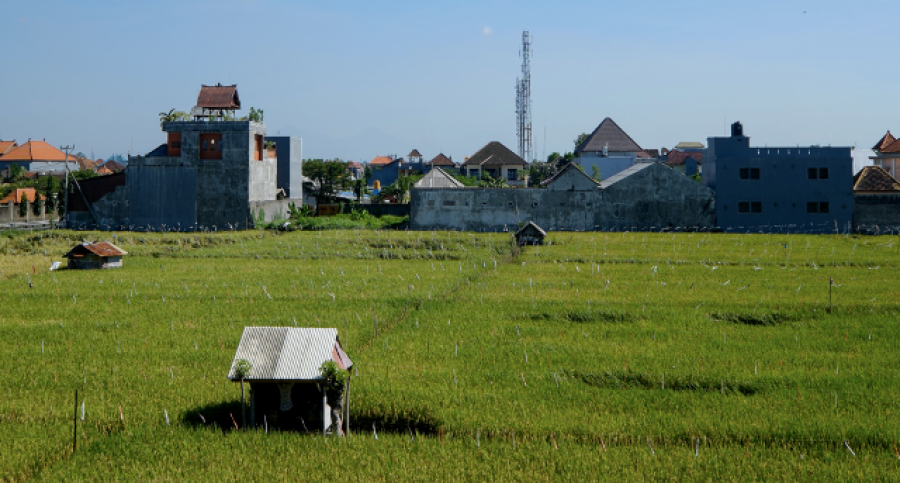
96 167 113 175
0 140 16 156
0 188 46 204
370 155 393 166
0 140 75 162
873 131 896 152
879 138 900 154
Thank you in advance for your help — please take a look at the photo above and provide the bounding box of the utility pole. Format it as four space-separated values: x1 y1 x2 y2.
60 145 74 229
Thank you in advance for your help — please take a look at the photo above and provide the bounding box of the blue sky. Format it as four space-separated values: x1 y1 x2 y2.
0 0 895 167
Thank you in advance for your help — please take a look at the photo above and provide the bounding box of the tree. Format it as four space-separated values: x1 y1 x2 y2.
352 179 367 203
591 165 602 182
6 163 24 183
18 192 28 218
232 359 252 430
33 192 43 216
574 132 590 150
479 173 507 188
527 162 557 187
248 107 264 122
159 109 189 122
302 159 350 205
72 169 98 181
363 165 373 184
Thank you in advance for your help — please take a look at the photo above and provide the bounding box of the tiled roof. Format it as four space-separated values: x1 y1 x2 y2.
96 167 113 175
873 131 896 151
0 187 46 204
642 149 660 158
427 153 455 166
0 140 76 162
665 151 703 166
461 141 526 167
64 241 128 259
878 138 900 154
347 161 362 169
0 140 16 155
853 165 900 192
370 155 394 166
102 160 126 171
408 149 422 157
197 84 240 109
414 167 464 188
77 158 97 170
575 117 642 154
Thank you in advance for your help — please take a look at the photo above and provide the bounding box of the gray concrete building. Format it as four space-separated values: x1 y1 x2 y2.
705 122 854 233
265 136 303 199
410 162 714 231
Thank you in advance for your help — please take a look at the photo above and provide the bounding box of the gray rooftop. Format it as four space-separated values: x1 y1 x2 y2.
576 117 642 154
601 162 653 188
414 167 464 188
227 327 352 382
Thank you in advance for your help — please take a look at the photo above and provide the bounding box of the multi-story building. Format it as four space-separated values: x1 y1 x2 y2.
704 122 854 233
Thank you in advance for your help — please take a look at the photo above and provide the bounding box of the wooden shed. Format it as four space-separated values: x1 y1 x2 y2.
515 221 547 246
227 327 353 435
63 241 127 269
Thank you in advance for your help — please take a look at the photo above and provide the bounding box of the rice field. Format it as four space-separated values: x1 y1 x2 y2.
1 228 899 480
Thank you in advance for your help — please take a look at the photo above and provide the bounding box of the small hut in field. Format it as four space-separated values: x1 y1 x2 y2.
63 241 128 269
228 327 353 435
515 221 546 246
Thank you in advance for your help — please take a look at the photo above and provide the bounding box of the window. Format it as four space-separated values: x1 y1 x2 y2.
507 169 517 181
199 133 222 160
808 168 829 180
166 132 181 156
739 167 760 180
254 134 264 161
807 201 829 213
819 168 829 179
738 201 762 214
442 200 456 206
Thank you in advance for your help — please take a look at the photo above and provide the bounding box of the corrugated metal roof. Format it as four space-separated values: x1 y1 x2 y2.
601 162 652 188
227 327 352 381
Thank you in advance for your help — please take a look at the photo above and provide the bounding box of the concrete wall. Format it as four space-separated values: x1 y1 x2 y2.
0 201 52 223
249 199 294 226
854 195 900 230
0 161 78 173
266 136 303 199
410 163 715 232
706 133 854 233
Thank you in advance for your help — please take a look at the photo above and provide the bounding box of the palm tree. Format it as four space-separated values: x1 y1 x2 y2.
159 109 176 122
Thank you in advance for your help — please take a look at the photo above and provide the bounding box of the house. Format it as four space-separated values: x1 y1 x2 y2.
540 162 601 191
426 153 456 172
0 140 79 173
573 118 643 180
192 83 241 120
665 151 703 176
227 327 353 434
100 160 126 172
705 121 853 233
368 156 425 189
460 141 528 186
413 166 464 188
96 167 114 175
852 165 900 229
408 149 423 164
346 161 364 180
869 131 900 177
515 221 546 246
0 187 46 204
63 241 127 269
0 140 17 156
66 84 292 231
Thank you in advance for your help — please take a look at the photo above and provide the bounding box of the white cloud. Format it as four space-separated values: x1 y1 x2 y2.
482 26 492 36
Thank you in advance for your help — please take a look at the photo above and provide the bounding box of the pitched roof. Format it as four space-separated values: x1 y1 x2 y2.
196 84 240 110
64 241 128 258
369 155 394 166
575 118 642 154
674 141 705 149
427 153 455 166
515 221 547 238
601 162 654 188
642 149 660 158
540 162 601 187
102 160 126 171
0 187 46 204
408 149 422 157
665 151 704 166
77 158 97 170
461 141 527 167
873 131 896 151
853 165 900 192
227 327 352 381
96 167 113 175
878 138 900 154
347 161 363 169
0 140 16 156
0 140 76 162
414 167 464 188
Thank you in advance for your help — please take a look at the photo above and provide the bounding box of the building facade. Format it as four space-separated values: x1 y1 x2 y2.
705 122 854 233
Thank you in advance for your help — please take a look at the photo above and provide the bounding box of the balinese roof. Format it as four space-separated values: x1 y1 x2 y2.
197 84 241 110
461 141 527 167
96 167 113 175
878 138 900 154
515 221 547 237
540 162 601 187
0 140 16 156
665 151 703 166
853 165 900 192
427 153 455 166
414 167 464 188
64 241 128 259
674 141 705 149
0 140 77 162
0 187 46 204
370 155 394 166
408 149 422 157
873 131 896 152
77 158 97 170
102 160 126 171
575 118 642 154
642 149 660 158
227 327 352 382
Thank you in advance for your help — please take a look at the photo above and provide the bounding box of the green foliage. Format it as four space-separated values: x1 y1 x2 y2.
287 202 314 218
6 163 25 182
591 165 601 182
232 359 252 380
32 192 43 215
478 172 507 188
302 159 350 205
73 169 98 180
449 172 478 186
159 109 189 122
18 192 27 217
574 132 590 150
248 107 264 123
352 179 367 203
689 172 702 182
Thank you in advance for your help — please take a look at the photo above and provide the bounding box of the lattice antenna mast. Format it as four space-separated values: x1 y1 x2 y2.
516 31 533 163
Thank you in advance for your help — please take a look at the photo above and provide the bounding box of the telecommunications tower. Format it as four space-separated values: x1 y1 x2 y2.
516 31 532 163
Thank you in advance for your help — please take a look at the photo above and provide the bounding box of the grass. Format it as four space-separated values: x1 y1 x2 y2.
1 229 899 480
